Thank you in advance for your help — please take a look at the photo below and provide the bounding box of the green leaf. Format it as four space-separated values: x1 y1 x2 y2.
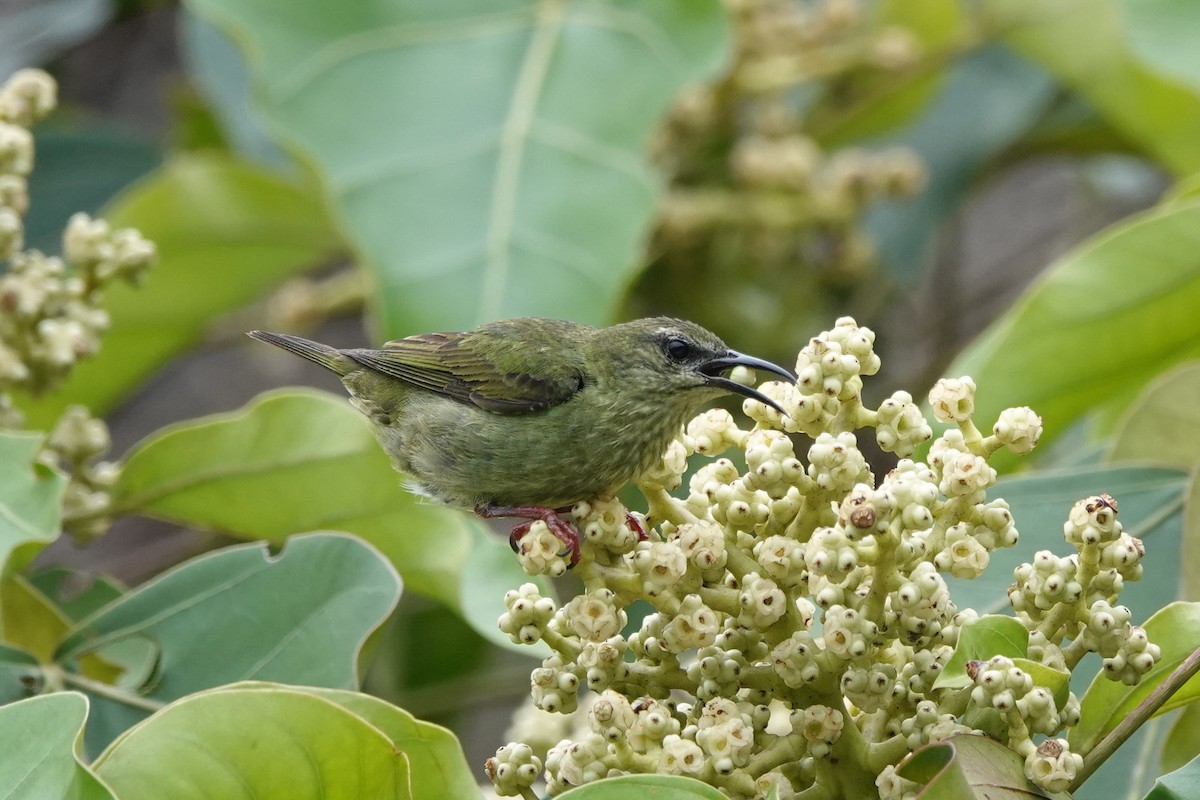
1162 703 1200 775
1072 601 1200 754
112 388 549 650
0 692 115 800
557 774 727 799
185 0 731 337
1115 0 1200 95
58 533 400 697
934 615 1027 691
986 0 1200 175
0 0 111 77
24 127 161 255
946 199 1200 469
1184 467 1200 602
1107 361 1200 470
896 734 1071 799
299 686 478 800
21 152 344 428
0 643 40 705
1146 751 1200 800
0 431 65 574
93 684 412 799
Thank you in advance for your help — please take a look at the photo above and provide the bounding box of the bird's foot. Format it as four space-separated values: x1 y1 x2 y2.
478 504 582 566
626 513 648 542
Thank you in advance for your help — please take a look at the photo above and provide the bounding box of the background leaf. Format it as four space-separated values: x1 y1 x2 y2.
946 199 1200 469
21 152 344 429
0 431 65 574
185 0 731 337
986 0 1200 176
1107 361 1200 470
934 615 1027 691
56 533 400 752
93 685 412 800
0 0 111 78
1145 750 1200 800
0 692 114 800
111 388 548 650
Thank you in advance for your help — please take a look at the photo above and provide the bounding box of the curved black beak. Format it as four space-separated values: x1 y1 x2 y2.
699 350 797 416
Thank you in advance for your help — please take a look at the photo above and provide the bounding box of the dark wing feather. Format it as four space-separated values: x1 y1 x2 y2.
344 328 585 414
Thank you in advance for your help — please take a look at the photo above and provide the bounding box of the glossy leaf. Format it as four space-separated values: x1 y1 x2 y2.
896 734 1071 799
0 692 115 800
112 388 547 649
934 615 1027 691
986 0 1200 175
1072 601 1200 754
1107 361 1200 470
21 152 344 429
301 686 478 800
185 0 730 337
0 431 65 574
946 199 1200 468
93 684 411 799
557 774 727 799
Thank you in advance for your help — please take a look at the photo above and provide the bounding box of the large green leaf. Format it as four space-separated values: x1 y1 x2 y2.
301 686 478 800
1107 361 1200 471
111 389 548 650
21 152 344 428
0 431 65 575
1115 0 1200 95
0 692 114 800
0 642 40 705
986 0 1200 175
184 0 731 337
93 685 411 800
1071 602 1200 754
58 533 399 696
946 199 1200 468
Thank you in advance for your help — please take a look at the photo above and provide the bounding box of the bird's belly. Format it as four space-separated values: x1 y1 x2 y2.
391 398 679 510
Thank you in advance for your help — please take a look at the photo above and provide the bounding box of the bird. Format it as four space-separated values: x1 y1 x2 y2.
247 317 796 563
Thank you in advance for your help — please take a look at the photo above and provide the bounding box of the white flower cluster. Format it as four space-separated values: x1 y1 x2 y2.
490 318 1155 799
0 70 156 541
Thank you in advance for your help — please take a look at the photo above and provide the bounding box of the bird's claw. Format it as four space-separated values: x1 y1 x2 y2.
483 504 581 566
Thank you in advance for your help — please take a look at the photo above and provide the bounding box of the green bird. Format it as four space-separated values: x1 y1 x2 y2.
247 317 795 563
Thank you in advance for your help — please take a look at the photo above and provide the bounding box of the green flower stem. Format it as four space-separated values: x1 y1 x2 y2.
865 734 910 772
641 485 697 526
1072 643 1200 792
540 626 581 661
698 584 741 615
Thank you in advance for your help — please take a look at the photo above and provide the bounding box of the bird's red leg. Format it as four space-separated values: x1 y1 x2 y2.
478 505 581 565
626 513 648 542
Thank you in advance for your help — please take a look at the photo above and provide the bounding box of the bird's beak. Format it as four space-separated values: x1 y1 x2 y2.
699 350 798 416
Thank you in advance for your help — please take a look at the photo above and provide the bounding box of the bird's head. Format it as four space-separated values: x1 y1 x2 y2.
590 318 797 415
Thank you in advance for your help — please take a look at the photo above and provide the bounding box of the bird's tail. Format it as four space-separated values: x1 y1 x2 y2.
246 330 355 376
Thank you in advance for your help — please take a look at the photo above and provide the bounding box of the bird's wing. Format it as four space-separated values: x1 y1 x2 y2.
345 330 586 414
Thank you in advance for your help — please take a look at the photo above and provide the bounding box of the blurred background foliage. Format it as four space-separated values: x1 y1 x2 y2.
5 0 1200 795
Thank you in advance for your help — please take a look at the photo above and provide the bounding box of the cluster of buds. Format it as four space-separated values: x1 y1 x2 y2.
0 69 155 410
0 69 155 541
488 318 1159 799
643 0 935 349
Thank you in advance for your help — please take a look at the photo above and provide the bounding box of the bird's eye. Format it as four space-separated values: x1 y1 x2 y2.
663 337 693 363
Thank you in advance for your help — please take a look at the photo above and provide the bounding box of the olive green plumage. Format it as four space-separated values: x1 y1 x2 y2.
247 317 794 511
